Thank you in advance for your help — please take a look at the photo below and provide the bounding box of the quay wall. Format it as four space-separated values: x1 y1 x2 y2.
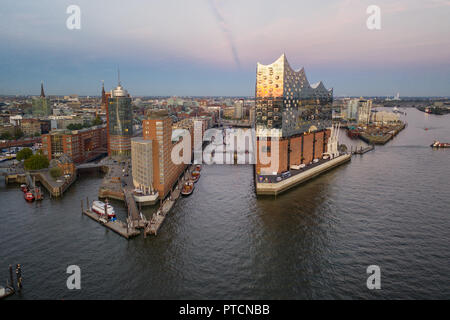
256 154 351 196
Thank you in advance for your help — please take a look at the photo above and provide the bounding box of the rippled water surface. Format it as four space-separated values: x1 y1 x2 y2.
1 108 449 299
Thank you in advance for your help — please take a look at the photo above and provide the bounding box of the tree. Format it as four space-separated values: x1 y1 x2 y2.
67 123 84 130
24 154 49 171
0 132 12 140
92 116 103 126
13 128 24 140
16 147 33 161
49 166 63 179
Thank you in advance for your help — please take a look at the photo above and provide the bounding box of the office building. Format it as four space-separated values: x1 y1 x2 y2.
133 109 191 199
107 80 133 158
41 125 107 164
234 99 244 119
346 98 372 124
131 137 154 194
20 118 41 136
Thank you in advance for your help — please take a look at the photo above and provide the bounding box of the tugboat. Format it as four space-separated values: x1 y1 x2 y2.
24 191 34 202
181 181 195 196
191 170 200 182
91 200 116 220
430 140 450 148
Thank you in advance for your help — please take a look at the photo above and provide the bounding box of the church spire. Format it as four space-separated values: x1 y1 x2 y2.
40 81 45 97
101 80 106 105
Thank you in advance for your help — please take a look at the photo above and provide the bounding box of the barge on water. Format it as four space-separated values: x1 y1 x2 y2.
430 141 450 148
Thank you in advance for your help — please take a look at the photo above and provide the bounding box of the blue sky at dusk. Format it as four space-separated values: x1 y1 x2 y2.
1 0 449 96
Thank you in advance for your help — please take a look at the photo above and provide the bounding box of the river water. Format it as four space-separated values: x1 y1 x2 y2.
1 108 449 299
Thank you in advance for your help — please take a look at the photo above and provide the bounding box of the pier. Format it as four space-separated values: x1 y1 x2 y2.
81 197 141 239
351 145 375 155
256 154 352 196
358 123 406 145
83 163 196 239
1 169 76 197
143 165 191 237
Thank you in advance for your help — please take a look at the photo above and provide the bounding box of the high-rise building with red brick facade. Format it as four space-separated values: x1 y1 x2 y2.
132 109 191 199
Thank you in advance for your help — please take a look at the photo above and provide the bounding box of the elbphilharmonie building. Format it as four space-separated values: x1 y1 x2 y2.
255 54 333 137
255 54 334 175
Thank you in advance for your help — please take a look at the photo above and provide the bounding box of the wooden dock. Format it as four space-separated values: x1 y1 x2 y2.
83 163 196 239
82 208 140 239
352 145 375 155
143 166 190 237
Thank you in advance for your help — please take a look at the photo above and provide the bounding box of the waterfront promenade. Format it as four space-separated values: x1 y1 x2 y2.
256 154 352 195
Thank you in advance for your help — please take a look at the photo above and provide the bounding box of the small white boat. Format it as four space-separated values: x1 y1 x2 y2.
91 200 116 219
0 285 14 299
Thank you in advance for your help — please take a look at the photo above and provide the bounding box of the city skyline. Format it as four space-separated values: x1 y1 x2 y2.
1 0 450 96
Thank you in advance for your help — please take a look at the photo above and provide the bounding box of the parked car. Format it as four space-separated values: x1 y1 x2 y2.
281 171 291 179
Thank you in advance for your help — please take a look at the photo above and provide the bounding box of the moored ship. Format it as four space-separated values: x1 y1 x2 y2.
24 191 34 202
191 170 200 182
181 181 194 196
430 141 450 148
91 200 116 220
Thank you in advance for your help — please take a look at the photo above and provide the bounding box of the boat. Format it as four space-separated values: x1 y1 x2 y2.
133 189 159 206
91 200 116 220
181 181 195 196
430 141 450 148
191 170 200 182
0 285 15 299
24 191 34 202
20 184 29 193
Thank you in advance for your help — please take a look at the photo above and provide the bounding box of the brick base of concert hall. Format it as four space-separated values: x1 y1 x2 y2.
255 129 331 175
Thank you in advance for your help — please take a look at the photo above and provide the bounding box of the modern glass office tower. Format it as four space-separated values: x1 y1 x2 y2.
255 54 334 175
107 81 133 158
